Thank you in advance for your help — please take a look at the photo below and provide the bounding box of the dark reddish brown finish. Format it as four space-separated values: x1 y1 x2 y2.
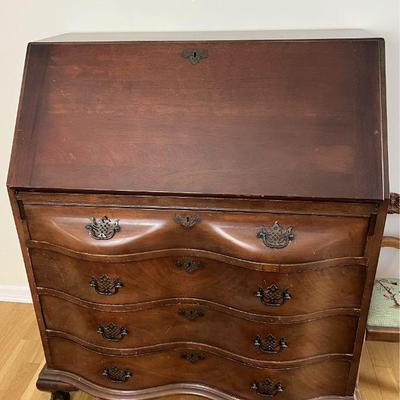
41 294 359 362
16 191 378 215
48 337 351 399
25 205 369 262
8 39 387 201
7 35 390 400
31 249 366 315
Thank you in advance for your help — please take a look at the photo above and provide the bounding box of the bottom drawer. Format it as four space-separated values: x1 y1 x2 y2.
48 338 351 400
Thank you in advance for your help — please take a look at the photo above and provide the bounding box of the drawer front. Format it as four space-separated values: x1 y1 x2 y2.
42 295 358 361
48 337 350 399
32 249 366 315
25 205 368 263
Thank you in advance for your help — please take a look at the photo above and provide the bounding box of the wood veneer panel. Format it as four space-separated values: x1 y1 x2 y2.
25 205 369 263
41 294 359 362
31 249 366 316
48 337 351 399
8 40 388 201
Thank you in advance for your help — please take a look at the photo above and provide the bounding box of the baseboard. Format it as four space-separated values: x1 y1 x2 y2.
0 285 32 303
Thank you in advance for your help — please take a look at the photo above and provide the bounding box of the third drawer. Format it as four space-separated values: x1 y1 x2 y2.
41 294 358 362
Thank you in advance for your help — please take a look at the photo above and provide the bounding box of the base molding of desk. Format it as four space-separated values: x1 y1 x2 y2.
37 365 362 400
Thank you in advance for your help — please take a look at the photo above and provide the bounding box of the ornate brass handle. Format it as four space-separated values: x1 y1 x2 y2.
256 284 291 307
102 366 132 383
97 322 128 342
176 258 203 273
86 216 120 240
90 274 123 296
178 308 204 321
174 214 201 229
251 380 284 397
257 221 294 249
254 335 288 354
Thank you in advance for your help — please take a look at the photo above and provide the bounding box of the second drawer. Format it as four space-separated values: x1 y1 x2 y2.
32 249 366 315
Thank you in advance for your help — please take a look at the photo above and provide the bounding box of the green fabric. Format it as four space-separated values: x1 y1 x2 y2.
367 278 400 328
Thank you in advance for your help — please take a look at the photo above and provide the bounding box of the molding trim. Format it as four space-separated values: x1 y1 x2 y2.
37 365 361 400
0 285 32 303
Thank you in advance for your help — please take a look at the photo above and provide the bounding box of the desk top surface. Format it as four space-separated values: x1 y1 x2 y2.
8 37 388 201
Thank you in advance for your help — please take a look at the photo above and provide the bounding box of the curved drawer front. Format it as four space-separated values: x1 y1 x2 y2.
25 205 368 263
32 249 366 315
42 295 358 362
48 337 350 399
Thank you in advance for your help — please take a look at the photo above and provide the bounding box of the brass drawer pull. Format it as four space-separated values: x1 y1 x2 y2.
257 221 294 249
97 322 128 342
176 258 203 273
182 49 208 65
251 379 284 397
90 274 123 296
254 335 288 354
174 214 201 229
178 308 204 321
181 352 206 363
86 216 121 240
102 366 132 383
256 284 291 307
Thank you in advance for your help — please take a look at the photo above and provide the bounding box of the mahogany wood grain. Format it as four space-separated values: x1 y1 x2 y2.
47 337 352 399
346 201 389 394
8 40 387 201
31 249 366 316
41 294 358 363
6 189 53 363
17 191 377 216
37 366 361 400
7 35 389 400
25 205 369 263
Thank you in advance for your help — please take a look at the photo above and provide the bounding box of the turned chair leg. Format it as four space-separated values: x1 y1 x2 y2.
51 391 70 400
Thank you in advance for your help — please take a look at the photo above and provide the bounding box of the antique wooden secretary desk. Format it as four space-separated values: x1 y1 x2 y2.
7 31 390 400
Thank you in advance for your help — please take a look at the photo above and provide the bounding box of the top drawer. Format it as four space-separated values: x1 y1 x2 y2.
24 205 368 263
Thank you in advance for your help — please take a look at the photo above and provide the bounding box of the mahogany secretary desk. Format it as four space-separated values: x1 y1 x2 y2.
7 31 390 400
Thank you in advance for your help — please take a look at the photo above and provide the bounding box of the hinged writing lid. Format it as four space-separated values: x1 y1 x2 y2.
8 36 388 200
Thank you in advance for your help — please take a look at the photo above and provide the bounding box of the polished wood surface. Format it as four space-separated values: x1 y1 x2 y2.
25 205 369 262
47 336 351 399
0 302 398 400
31 249 366 315
7 36 390 400
16 191 378 215
41 294 358 362
8 39 388 201
10 189 385 399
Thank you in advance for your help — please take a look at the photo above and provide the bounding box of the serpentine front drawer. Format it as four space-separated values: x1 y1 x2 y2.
41 294 359 362
47 336 352 400
30 248 366 315
25 205 369 263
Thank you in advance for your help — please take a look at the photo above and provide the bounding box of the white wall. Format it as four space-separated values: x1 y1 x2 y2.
0 0 399 300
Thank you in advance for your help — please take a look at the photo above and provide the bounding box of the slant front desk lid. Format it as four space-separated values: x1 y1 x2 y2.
8 34 388 200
